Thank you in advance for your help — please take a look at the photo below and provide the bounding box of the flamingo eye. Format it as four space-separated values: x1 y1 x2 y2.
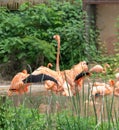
83 62 88 66
83 62 86 65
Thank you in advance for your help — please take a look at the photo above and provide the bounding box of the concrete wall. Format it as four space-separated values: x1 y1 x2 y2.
96 4 119 54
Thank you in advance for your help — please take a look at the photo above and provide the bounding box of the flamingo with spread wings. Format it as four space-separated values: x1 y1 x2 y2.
7 69 58 96
24 61 89 96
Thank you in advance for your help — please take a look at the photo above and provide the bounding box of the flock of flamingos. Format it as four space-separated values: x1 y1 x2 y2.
7 35 119 104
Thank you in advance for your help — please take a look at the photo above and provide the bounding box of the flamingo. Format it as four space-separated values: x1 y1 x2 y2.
53 34 73 96
53 35 89 95
89 63 110 74
7 69 30 106
89 80 113 106
90 79 115 100
7 70 30 96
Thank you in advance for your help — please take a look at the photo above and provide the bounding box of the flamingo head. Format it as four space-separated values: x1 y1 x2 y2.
109 79 115 87
22 69 28 74
80 61 89 72
104 63 110 68
47 63 53 68
72 61 89 76
53 35 60 42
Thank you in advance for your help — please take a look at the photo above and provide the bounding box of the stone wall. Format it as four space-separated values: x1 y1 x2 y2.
96 4 119 54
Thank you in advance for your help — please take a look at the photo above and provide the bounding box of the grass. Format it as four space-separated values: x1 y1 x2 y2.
0 78 119 130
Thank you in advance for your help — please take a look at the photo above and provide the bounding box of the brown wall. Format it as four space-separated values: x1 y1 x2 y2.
96 4 119 54
0 0 46 10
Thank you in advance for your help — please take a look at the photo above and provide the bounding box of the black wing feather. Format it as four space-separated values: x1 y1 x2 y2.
74 72 90 81
23 74 58 84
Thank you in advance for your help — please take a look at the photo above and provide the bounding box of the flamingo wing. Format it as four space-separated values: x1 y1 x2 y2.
74 72 90 81
23 73 58 84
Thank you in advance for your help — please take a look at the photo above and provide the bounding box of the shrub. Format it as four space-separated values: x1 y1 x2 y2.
0 1 98 78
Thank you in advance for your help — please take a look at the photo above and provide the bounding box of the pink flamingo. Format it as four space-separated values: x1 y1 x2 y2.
89 63 110 73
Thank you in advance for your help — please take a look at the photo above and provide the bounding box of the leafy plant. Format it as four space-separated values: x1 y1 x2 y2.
0 1 98 78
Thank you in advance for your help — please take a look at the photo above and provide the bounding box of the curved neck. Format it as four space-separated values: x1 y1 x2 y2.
103 64 109 72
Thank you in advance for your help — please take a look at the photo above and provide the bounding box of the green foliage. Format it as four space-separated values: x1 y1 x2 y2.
0 97 119 130
0 98 46 130
49 1 98 68
56 111 96 130
90 53 119 80
0 1 98 77
0 81 119 130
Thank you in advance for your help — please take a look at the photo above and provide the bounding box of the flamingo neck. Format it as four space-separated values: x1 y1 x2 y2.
104 64 110 72
56 38 60 71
